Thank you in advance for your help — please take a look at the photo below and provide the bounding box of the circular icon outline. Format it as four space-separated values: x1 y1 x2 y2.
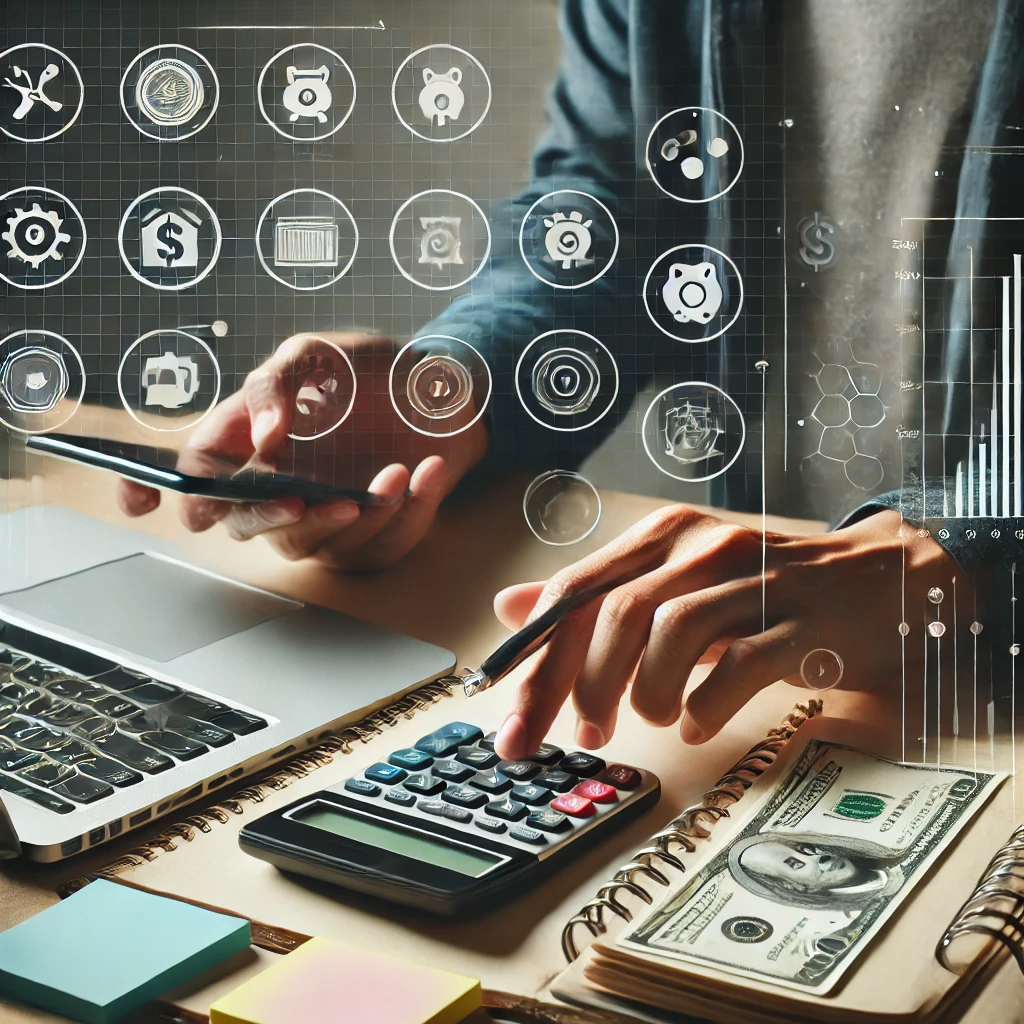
117 328 221 433
643 244 744 343
388 189 491 292
517 189 620 291
641 381 746 483
515 329 619 433
391 44 492 143
523 469 602 547
285 337 358 442
0 44 85 143
388 334 491 438
644 106 744 204
0 186 88 291
117 186 222 292
799 648 844 691
119 44 220 142
256 43 357 142
255 188 360 292
0 329 85 434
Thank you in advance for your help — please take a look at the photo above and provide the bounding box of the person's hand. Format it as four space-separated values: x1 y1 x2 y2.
491 505 961 760
117 333 489 571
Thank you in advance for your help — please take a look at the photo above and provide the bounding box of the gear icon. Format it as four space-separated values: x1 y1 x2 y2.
2 203 71 269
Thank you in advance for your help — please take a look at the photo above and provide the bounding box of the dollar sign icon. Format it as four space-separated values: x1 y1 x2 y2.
798 211 835 272
155 216 185 267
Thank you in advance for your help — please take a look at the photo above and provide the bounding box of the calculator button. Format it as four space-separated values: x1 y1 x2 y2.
431 759 474 783
527 808 572 833
528 742 565 766
414 722 483 757
496 760 540 781
364 762 408 785
597 764 641 790
455 746 499 770
475 817 507 835
573 780 618 804
420 798 472 823
403 773 446 796
384 789 417 808
344 778 382 797
550 793 597 818
511 783 550 806
559 752 605 777
442 785 488 809
468 769 512 794
479 731 498 752
533 769 576 792
509 825 547 846
485 796 528 821
388 748 433 771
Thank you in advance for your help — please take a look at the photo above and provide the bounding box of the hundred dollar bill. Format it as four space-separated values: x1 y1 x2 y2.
619 740 1003 994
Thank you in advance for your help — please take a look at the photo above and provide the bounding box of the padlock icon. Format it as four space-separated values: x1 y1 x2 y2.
282 65 332 124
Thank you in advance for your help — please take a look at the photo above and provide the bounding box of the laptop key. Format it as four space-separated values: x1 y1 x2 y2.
139 731 209 761
93 732 174 773
162 694 234 721
122 681 184 705
91 667 152 692
165 717 233 748
2 718 66 751
0 774 74 813
31 701 96 729
41 678 106 701
208 711 267 735
78 756 143 788
72 717 115 742
52 773 115 804
46 739 93 765
0 742 40 772
14 759 75 788
84 695 141 719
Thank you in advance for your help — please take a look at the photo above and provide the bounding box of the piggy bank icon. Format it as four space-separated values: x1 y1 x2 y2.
418 67 465 127
661 262 723 323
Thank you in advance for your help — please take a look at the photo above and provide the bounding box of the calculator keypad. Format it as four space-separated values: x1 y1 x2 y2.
334 722 654 856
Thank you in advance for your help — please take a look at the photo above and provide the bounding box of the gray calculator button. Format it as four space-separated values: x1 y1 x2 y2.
533 769 575 792
511 783 550 806
509 825 547 846
485 796 528 821
475 817 507 835
496 760 540 781
528 743 565 766
403 773 445 796
468 769 512 794
344 778 381 797
527 808 571 834
455 746 500 770
420 798 472 823
442 784 487 809
384 789 417 807
432 759 474 783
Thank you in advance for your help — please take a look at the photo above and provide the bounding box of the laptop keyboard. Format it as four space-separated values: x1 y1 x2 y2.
0 628 269 816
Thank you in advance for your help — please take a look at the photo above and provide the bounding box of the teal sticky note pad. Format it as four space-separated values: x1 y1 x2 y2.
0 880 251 1024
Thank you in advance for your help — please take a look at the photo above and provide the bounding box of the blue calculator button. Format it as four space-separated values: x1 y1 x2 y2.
455 746 500 770
388 748 433 771
469 769 512 794
414 722 483 757
479 731 498 752
559 752 606 777
442 784 488 809
533 769 576 792
344 778 381 797
509 825 548 846
475 817 507 834
485 795 528 821
432 758 474 783
497 760 541 781
403 773 446 796
384 789 417 807
420 798 472 823
527 808 572 833
438 722 484 743
364 762 407 785
512 783 550 806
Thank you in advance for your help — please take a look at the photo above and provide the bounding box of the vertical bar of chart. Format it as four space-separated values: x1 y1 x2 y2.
1015 253 1022 517
1004 275 1011 517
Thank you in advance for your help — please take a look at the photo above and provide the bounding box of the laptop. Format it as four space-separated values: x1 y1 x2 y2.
0 505 456 862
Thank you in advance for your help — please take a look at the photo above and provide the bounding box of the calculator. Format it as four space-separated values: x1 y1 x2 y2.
239 721 660 917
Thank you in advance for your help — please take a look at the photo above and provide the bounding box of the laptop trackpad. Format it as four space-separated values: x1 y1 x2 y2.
1 553 301 662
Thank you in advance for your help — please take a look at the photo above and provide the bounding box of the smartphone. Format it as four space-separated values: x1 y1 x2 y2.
24 433 387 506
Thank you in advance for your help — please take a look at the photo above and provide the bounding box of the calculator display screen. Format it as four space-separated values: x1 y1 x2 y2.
295 806 502 878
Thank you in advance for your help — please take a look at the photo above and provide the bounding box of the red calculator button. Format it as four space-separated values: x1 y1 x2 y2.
598 764 641 790
572 780 618 803
550 793 596 817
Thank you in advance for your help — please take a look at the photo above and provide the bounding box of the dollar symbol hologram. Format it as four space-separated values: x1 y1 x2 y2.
798 211 835 271
155 216 185 266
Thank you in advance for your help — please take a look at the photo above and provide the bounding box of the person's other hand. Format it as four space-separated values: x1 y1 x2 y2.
491 505 959 760
117 333 489 571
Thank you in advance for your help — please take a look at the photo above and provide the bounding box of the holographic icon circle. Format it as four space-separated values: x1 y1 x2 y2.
121 45 219 141
0 186 87 291
283 337 357 441
515 330 619 433
970 622 984 636
518 190 619 290
799 649 844 691
898 622 911 636
117 329 221 433
642 382 746 483
389 189 491 291
643 245 743 343
257 43 356 142
118 187 221 291
0 330 85 434
645 106 743 203
927 587 944 605
927 621 947 638
389 335 491 437
392 44 491 142
523 470 601 546
255 189 359 291
0 43 84 143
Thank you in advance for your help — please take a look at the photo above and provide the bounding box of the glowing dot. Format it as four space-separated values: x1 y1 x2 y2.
755 359 769 372
681 156 704 179
970 622 984 635
707 136 730 158
783 118 794 127
211 320 229 337
927 621 946 638
894 104 900 111
927 587 944 604
1012 645 1021 656
898 622 911 636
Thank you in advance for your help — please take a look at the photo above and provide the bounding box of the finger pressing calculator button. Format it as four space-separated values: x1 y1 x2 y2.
384 789 416 808
559 752 606 777
528 742 565 766
596 764 641 790
485 796 528 821
468 769 511 794
420 798 472 823
455 746 499 770
387 747 434 771
511 783 551 806
550 793 597 818
509 825 547 846
527 808 572 833
403 773 446 796
572 779 618 803
344 778 382 797
442 785 488 809
475 817 507 835
496 760 540 781
432 759 474 783
414 722 484 757
364 762 408 785
533 769 576 792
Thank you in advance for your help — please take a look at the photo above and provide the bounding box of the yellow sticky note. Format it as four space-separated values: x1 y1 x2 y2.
209 936 481 1024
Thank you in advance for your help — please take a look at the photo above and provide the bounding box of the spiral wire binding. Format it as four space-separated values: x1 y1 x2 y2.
560 699 823 962
936 822 1024 975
